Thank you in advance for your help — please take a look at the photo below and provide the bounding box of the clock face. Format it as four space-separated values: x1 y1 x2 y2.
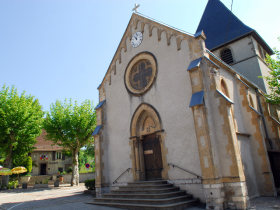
131 32 143 48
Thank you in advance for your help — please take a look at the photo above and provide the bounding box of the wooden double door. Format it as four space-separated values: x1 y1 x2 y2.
143 134 163 180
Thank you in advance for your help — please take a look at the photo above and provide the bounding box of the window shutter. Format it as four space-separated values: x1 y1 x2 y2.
52 151 55 161
221 49 234 64
62 153 65 160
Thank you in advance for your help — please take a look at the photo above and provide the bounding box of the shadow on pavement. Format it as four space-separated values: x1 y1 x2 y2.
1 191 93 210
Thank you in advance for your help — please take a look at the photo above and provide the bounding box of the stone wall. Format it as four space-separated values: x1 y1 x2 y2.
62 173 95 183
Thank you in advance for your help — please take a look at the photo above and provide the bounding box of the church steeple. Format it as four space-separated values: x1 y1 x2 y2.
196 0 272 54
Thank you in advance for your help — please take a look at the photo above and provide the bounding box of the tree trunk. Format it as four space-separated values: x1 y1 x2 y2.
2 142 13 187
71 148 79 186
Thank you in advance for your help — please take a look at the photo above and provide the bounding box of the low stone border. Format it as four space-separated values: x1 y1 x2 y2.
34 184 48 188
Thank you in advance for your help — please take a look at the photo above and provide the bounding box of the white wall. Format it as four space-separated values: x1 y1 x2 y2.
62 173 95 183
30 151 72 176
102 22 202 185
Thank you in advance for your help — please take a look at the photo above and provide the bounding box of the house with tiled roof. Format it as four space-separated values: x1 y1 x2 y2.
30 130 72 176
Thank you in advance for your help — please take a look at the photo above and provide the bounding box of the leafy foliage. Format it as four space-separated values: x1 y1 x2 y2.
0 85 44 185
14 156 33 175
25 156 33 173
43 178 50 184
262 37 280 104
43 99 96 186
7 180 18 189
85 179 95 190
66 166 72 174
79 148 94 169
83 143 95 158
43 99 96 151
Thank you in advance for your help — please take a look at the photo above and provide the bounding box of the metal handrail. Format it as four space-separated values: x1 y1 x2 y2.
167 163 202 179
113 168 131 184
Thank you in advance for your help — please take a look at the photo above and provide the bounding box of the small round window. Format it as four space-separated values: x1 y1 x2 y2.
125 52 157 95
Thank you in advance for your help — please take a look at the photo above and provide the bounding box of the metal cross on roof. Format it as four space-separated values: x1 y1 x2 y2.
132 3 140 13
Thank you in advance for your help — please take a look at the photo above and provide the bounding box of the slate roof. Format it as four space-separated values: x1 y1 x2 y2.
196 0 273 54
92 125 102 136
187 57 202 71
95 100 106 110
189 90 204 107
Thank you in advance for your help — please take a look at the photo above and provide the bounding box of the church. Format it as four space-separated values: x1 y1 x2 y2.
91 0 280 209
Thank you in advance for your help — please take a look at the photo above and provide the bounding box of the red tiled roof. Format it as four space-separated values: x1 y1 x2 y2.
33 130 64 152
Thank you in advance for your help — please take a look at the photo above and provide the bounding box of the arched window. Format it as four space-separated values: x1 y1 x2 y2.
221 48 234 64
249 95 254 108
221 79 229 97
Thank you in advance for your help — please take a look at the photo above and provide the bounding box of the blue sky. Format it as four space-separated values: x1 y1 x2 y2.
1 0 279 111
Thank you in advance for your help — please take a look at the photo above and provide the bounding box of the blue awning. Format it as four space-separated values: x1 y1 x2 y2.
189 90 204 107
92 125 102 136
187 57 202 71
95 100 106 110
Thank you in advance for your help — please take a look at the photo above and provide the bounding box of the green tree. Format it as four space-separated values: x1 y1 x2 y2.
0 85 44 185
43 99 96 186
262 37 280 104
80 143 95 171
13 155 33 174
84 143 95 158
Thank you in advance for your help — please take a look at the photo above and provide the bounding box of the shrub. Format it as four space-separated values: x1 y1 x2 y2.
25 156 33 173
61 171 67 175
66 167 72 174
43 178 49 184
85 179 95 190
17 156 33 177
8 181 18 189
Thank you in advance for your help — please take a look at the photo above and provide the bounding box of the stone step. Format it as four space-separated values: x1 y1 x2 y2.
111 187 180 194
86 199 198 210
94 195 193 205
102 190 187 199
127 180 167 186
119 183 174 190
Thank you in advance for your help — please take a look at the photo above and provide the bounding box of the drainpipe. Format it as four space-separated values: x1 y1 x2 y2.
256 88 273 150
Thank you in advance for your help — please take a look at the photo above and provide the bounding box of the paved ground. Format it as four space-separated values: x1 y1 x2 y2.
0 185 280 210
0 185 118 210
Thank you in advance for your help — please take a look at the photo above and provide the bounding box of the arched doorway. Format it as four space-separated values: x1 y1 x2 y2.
130 103 164 181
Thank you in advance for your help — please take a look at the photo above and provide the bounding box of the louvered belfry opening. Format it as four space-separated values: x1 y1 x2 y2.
221 48 234 64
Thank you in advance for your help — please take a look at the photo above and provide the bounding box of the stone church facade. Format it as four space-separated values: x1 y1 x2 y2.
93 0 280 209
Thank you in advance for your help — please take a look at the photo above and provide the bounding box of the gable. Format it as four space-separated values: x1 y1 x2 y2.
97 12 207 96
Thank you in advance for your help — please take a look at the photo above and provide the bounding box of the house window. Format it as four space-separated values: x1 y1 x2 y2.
58 167 63 173
258 44 264 59
56 152 62 160
221 48 234 64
